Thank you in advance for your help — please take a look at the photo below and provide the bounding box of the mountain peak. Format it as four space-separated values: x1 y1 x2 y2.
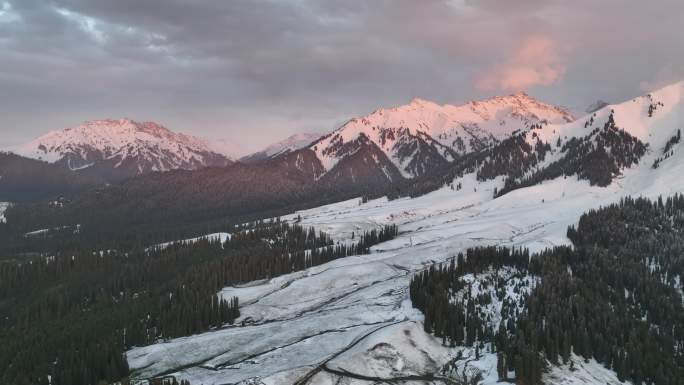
76 118 174 137
310 92 575 179
475 90 558 108
9 119 233 180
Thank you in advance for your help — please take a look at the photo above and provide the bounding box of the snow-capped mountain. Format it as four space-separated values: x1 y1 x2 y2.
10 119 234 181
241 132 322 163
6 81 684 385
309 92 574 179
392 80 683 201
491 80 683 195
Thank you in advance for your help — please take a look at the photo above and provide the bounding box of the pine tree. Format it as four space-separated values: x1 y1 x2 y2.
497 352 507 380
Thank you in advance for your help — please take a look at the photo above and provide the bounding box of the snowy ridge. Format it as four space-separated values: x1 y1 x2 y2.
9 118 234 175
311 92 574 178
243 132 322 160
457 80 684 195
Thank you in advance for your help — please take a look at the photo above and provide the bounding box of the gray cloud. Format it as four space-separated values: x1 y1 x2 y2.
1 0 683 152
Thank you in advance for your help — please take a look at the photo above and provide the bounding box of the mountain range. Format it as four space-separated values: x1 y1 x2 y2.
3 83 675 239
2 82 680 230
1 91 575 200
3 80 684 385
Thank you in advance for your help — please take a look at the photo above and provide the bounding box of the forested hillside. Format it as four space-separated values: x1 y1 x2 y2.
411 195 684 385
0 148 403 252
4 81 675 252
0 152 103 203
0 219 398 385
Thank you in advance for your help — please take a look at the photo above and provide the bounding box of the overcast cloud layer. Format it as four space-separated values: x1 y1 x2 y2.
1 0 683 153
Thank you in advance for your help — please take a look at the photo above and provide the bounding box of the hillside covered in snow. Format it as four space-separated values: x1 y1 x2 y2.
2 81 684 385
121 81 684 385
309 92 574 179
8 119 235 181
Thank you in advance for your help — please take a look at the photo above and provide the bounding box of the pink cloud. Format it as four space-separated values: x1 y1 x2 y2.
475 35 567 92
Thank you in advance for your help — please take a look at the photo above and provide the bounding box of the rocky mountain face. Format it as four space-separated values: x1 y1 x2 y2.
308 92 574 180
3 81 675 221
10 119 234 181
4 93 573 196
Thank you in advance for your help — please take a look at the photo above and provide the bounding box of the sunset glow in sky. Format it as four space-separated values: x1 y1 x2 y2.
1 0 683 152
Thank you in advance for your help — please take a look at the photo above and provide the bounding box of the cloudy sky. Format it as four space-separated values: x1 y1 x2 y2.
1 0 683 153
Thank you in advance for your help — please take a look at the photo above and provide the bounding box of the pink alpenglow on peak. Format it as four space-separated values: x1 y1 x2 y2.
309 92 574 178
9 118 237 180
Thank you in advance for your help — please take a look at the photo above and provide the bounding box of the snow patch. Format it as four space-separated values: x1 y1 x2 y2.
0 202 9 223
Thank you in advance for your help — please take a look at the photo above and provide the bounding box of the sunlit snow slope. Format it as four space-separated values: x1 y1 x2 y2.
9 119 234 177
311 92 574 178
127 82 683 385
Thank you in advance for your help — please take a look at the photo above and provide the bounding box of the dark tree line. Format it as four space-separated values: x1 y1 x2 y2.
382 132 551 201
663 128 681 154
0 152 103 203
411 195 684 385
0 148 403 256
0 219 398 385
648 99 665 117
476 133 551 183
410 247 540 384
653 129 681 169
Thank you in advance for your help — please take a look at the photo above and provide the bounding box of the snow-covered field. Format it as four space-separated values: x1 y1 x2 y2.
127 83 683 384
127 174 667 384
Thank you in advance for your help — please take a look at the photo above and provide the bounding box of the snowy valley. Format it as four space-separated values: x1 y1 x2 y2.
4 3 683 385
122 82 683 385
1 82 683 385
